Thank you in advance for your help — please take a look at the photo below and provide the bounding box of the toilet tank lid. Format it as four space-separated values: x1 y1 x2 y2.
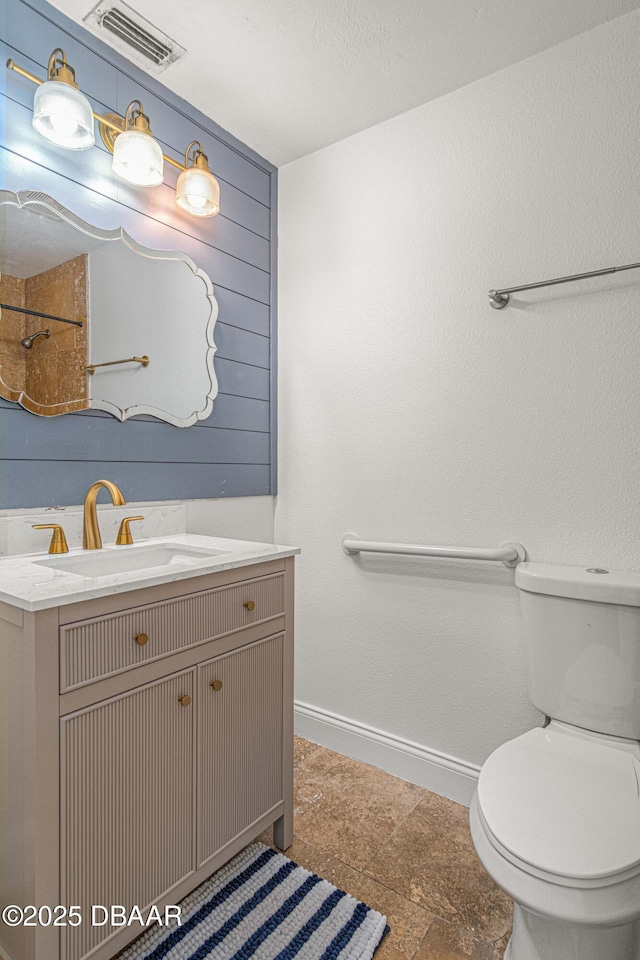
515 562 640 606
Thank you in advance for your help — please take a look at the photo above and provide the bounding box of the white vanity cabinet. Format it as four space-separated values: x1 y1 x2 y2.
0 556 294 960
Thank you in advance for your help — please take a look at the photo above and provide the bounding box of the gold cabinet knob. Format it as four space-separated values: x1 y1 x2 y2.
178 694 191 707
135 632 149 646
243 600 256 611
32 524 69 554
210 680 223 692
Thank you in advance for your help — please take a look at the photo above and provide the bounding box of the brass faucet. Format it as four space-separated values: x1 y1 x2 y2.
83 480 126 550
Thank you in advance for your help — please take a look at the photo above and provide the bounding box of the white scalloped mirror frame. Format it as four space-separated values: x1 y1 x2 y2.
0 190 218 427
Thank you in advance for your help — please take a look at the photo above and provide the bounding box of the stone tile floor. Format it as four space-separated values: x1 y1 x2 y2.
258 738 512 960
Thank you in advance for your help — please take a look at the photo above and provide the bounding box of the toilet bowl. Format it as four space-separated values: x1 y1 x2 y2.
469 563 640 960
470 723 640 960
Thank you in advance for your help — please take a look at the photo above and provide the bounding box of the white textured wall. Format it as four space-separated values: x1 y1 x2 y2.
276 10 640 771
185 496 275 543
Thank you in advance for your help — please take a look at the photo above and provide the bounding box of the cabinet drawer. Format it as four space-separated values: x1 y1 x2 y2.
60 573 284 692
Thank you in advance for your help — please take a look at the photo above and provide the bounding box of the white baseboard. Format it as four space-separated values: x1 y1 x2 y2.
294 701 480 807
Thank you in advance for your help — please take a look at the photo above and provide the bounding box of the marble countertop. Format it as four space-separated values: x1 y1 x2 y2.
0 534 300 612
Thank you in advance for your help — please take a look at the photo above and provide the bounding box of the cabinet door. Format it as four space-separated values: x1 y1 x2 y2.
198 635 283 866
60 671 195 960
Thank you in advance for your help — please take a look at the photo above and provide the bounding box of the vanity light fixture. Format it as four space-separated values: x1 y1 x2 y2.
32 48 95 150
111 100 163 186
6 50 220 216
175 141 220 217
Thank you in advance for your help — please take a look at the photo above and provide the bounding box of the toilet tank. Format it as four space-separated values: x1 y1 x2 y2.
515 563 640 739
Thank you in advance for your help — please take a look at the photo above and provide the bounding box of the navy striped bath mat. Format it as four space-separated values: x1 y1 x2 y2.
117 842 389 959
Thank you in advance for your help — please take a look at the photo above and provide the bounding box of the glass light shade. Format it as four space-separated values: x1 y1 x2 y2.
32 80 95 150
176 167 220 217
112 129 163 186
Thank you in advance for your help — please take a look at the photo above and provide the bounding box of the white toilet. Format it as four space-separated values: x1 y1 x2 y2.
469 562 640 960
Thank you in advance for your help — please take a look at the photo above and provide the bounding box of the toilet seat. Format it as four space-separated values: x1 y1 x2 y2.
470 791 640 929
477 725 640 884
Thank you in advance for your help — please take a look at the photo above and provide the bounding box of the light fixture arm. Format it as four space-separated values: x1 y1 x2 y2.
185 140 202 166
124 99 151 133
46 48 76 85
184 140 210 169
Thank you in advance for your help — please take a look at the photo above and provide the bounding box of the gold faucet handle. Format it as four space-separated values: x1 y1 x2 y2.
116 516 145 545
32 524 69 554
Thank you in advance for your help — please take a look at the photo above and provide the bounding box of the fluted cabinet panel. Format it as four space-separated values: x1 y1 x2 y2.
60 672 194 960
61 574 284 690
198 635 283 866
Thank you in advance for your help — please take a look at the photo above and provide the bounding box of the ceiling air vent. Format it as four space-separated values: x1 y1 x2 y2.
83 1 186 73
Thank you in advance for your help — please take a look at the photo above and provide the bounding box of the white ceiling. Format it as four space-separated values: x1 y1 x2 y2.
47 0 640 166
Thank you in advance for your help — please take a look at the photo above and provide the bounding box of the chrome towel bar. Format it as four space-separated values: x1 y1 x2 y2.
489 259 640 308
341 535 526 568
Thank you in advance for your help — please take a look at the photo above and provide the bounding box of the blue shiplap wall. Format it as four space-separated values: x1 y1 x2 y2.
0 0 277 508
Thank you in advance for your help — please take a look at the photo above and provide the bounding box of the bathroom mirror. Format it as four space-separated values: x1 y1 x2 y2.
0 190 218 427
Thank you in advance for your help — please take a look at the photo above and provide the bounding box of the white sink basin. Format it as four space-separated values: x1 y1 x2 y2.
0 534 299 611
33 543 229 579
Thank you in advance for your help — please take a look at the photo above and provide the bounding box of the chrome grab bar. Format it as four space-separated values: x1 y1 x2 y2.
341 534 526 568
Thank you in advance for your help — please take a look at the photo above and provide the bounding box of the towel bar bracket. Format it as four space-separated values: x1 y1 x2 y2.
342 533 361 557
